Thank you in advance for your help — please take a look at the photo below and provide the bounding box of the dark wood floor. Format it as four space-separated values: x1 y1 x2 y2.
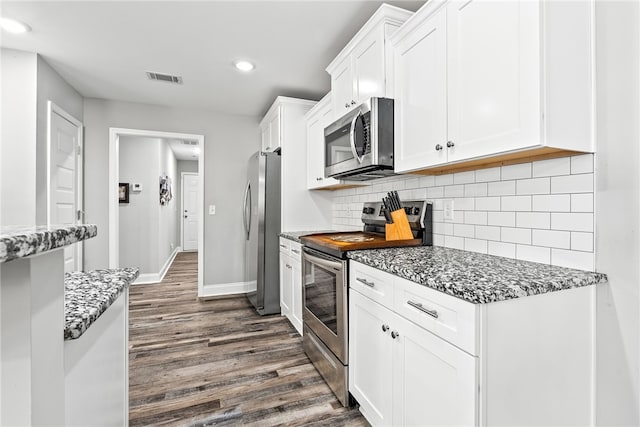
129 252 367 426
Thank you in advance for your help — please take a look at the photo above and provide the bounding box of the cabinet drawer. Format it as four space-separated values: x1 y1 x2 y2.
289 242 302 261
349 262 394 310
279 237 290 256
393 277 478 356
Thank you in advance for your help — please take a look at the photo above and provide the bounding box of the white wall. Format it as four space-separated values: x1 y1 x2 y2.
0 49 37 226
333 154 596 271
158 138 178 265
83 99 259 289
594 2 640 425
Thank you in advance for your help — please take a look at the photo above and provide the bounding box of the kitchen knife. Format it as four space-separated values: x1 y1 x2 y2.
382 207 393 224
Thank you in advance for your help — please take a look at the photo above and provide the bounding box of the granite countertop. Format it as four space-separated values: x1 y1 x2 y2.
280 230 339 243
348 246 608 304
0 224 98 263
64 267 139 340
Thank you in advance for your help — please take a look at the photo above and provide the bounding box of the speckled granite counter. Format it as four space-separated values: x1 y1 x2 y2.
280 230 339 243
64 268 139 340
348 246 607 304
0 224 97 263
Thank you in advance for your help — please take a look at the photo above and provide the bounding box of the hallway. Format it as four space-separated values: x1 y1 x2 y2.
128 252 366 426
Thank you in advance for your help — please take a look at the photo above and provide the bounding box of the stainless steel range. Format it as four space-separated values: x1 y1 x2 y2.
300 200 432 407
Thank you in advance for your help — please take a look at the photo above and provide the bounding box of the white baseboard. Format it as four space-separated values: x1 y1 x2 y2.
199 281 249 298
132 246 180 285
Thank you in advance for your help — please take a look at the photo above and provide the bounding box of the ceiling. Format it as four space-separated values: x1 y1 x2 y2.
168 139 199 161
0 1 425 117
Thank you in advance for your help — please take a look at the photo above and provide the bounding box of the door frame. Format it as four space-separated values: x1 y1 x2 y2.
181 171 199 251
47 101 84 269
108 128 205 292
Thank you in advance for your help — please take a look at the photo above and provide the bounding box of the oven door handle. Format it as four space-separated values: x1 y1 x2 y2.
303 250 342 272
349 110 363 164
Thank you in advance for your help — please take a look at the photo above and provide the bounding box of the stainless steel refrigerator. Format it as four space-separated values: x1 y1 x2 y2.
243 151 281 315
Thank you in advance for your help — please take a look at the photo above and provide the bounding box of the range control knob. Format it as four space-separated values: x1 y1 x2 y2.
404 206 412 215
362 207 375 215
412 207 420 215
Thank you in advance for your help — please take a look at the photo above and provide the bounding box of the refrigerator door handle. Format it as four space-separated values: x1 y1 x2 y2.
243 181 252 240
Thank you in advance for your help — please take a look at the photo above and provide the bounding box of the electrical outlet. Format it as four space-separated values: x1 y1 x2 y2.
444 199 454 221
209 205 216 215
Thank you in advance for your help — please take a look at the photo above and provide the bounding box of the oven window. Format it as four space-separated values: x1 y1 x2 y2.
303 259 338 335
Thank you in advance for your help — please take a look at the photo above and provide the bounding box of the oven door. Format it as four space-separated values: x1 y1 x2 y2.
302 247 348 364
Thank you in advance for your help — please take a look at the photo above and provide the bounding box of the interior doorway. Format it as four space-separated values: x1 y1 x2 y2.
108 128 204 288
181 172 199 251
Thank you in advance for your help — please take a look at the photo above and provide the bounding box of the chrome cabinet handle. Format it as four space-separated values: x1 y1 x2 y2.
316 177 322 181
356 277 375 288
391 331 400 339
447 141 455 148
351 100 356 105
407 300 439 319
435 144 443 151
291 249 300 255
381 324 389 332
286 264 292 269
279 244 286 249
345 102 350 108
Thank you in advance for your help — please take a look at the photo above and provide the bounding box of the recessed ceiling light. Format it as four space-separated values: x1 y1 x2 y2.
234 60 255 72
0 17 31 34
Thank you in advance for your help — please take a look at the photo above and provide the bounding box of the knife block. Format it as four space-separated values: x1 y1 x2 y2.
385 209 414 241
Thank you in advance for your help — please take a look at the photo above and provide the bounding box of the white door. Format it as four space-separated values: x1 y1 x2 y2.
446 0 540 162
181 173 199 251
48 102 83 273
392 314 477 426
393 5 448 173
349 290 394 426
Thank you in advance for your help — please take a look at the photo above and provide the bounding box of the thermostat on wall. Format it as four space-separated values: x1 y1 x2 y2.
131 183 142 192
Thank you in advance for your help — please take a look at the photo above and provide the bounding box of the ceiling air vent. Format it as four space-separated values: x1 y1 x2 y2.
146 71 183 84
182 140 197 146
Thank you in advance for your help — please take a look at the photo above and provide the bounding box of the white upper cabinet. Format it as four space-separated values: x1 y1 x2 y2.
306 93 340 189
260 104 281 152
391 0 595 174
327 4 413 119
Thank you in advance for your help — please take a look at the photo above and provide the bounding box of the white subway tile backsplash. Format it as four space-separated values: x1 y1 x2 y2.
465 238 488 254
571 232 594 252
551 174 594 194
445 185 465 198
501 227 532 244
454 224 475 238
532 194 571 212
516 212 550 229
551 213 594 232
488 241 516 258
488 212 516 227
444 235 464 250
571 193 593 212
331 155 594 270
571 154 594 174
501 195 532 211
465 183 488 197
465 211 488 225
435 174 454 186
516 178 550 195
516 245 551 264
454 171 475 184
475 167 501 183
488 180 516 196
532 230 571 249
476 225 501 241
532 157 571 177
502 163 532 180
551 249 594 271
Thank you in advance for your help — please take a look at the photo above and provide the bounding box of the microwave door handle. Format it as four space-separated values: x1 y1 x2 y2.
349 110 363 163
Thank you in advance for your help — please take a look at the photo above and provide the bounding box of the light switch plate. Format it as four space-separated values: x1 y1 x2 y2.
209 205 216 215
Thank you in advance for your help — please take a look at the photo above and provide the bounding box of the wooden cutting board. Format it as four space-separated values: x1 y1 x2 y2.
301 232 421 252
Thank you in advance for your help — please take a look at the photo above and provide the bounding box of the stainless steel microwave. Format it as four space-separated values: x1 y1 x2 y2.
324 97 395 181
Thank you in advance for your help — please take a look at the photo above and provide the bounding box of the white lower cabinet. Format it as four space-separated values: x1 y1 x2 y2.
279 238 303 335
349 261 596 426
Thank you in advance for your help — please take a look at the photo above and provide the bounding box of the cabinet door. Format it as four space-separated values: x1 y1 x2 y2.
447 0 540 162
268 108 281 151
393 6 448 173
279 254 292 317
392 314 477 426
307 103 339 189
349 290 394 426
291 259 303 335
331 55 355 116
353 30 386 104
261 124 270 152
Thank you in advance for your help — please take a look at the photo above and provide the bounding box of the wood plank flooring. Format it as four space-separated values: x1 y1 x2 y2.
129 252 367 426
